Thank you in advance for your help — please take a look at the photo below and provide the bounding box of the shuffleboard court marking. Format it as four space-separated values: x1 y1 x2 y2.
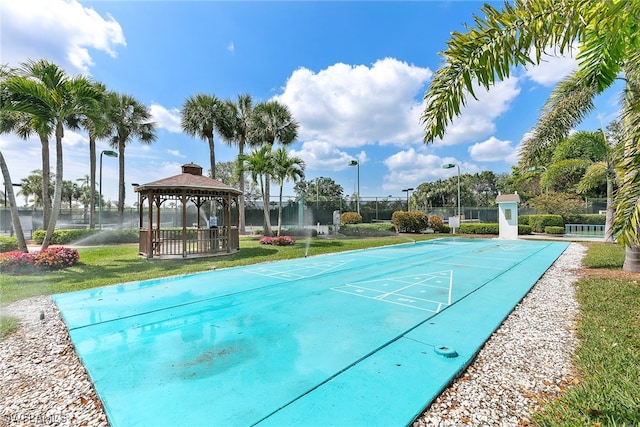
331 270 453 312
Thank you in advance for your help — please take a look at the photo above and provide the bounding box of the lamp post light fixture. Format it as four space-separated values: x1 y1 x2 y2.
442 163 461 219
348 160 360 214
99 150 118 230
402 188 414 211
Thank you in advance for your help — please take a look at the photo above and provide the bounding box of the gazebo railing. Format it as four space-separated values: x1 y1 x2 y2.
139 227 239 257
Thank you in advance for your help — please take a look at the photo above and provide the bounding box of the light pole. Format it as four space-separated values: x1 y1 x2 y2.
348 160 360 214
442 163 461 219
99 150 118 230
402 188 414 211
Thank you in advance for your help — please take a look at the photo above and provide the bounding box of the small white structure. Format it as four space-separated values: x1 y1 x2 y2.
496 192 520 240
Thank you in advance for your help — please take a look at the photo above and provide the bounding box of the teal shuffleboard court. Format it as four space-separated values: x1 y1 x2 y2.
53 238 568 426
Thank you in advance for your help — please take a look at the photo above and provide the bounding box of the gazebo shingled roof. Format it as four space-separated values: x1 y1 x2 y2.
136 163 242 194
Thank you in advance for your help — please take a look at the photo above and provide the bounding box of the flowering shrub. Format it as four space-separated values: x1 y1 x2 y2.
259 235 295 246
259 236 273 245
34 247 80 269
0 251 36 274
272 236 295 246
0 247 80 274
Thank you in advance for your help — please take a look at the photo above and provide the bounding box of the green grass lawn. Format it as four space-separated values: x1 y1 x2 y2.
2 236 638 425
0 234 436 304
533 242 640 426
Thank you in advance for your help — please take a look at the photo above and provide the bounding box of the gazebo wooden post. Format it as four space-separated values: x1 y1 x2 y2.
181 193 188 258
226 193 232 253
146 192 153 259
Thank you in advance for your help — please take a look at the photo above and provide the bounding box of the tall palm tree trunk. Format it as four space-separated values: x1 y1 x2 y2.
604 176 614 243
89 134 96 229
623 246 640 272
238 139 246 235
39 135 51 228
117 142 126 227
277 184 284 236
263 173 272 235
41 121 64 250
0 151 27 252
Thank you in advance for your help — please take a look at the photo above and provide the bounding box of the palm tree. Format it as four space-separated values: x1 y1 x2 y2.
0 84 54 227
221 94 254 235
271 147 305 236
181 94 231 180
3 59 102 249
105 92 157 226
249 100 299 235
240 145 274 235
78 82 108 229
420 1 640 271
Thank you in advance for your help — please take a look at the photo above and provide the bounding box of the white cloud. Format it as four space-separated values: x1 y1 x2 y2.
524 47 579 86
1 0 126 74
227 41 235 53
468 136 515 162
274 58 432 148
150 104 182 133
288 140 368 172
167 149 186 158
435 77 521 147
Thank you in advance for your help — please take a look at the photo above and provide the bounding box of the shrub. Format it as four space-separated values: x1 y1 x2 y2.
563 214 606 225
0 236 18 253
272 236 296 246
0 247 80 274
525 214 564 233
340 223 397 237
33 228 138 245
259 236 272 245
280 228 317 237
459 223 499 235
545 225 565 234
519 215 530 225
391 211 429 233
0 251 36 274
33 247 80 269
341 212 362 225
518 225 532 235
428 215 445 232
259 235 295 245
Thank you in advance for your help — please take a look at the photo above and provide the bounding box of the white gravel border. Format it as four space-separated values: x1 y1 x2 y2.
1 243 584 426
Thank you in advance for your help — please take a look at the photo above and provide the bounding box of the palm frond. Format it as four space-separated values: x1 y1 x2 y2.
422 0 586 142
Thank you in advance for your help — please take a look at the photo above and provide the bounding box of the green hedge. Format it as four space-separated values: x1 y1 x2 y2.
33 229 139 245
545 226 565 234
340 223 398 237
458 223 532 235
459 223 499 234
281 228 318 237
519 214 564 232
0 236 18 253
563 214 606 225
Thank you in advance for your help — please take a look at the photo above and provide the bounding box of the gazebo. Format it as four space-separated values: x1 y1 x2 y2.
133 163 242 259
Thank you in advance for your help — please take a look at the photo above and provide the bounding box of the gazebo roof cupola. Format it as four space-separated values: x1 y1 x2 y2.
182 162 203 176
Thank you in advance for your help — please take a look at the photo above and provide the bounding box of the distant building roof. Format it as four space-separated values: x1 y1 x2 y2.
496 193 520 203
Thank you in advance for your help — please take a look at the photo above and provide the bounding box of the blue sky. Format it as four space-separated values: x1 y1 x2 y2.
1 0 622 205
